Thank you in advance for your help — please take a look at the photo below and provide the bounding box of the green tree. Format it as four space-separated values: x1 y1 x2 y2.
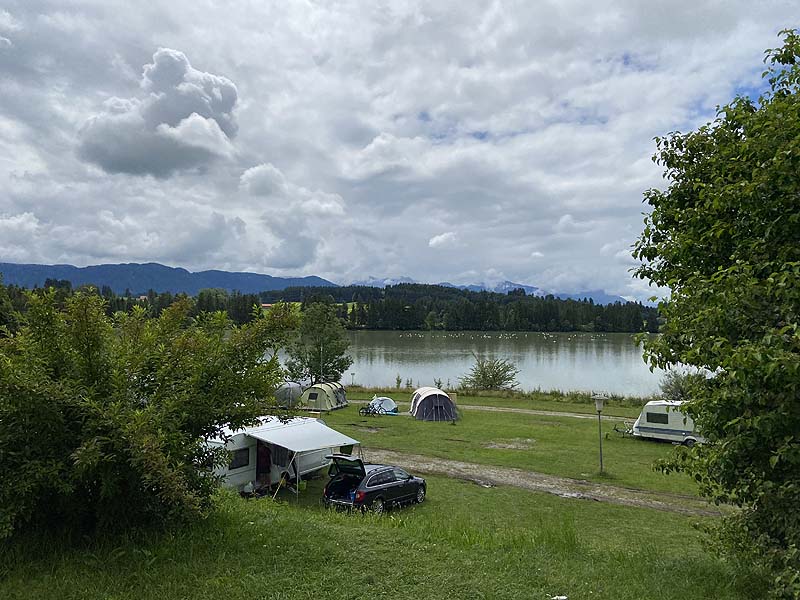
633 30 800 597
0 292 294 539
285 302 353 384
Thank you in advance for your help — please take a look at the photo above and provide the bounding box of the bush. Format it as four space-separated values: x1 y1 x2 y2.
0 292 294 539
459 354 520 391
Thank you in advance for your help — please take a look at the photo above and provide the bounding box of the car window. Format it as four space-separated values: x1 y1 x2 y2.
393 468 410 480
367 470 395 487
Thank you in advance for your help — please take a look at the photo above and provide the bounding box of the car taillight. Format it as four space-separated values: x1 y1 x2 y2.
354 490 365 503
323 483 328 495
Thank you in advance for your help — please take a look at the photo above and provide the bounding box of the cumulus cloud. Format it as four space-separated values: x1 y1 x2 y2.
241 163 346 269
429 231 457 248
78 48 238 177
1 2 797 298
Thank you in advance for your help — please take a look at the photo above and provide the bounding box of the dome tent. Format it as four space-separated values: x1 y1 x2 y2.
368 395 398 414
299 381 348 411
275 381 303 408
409 387 457 422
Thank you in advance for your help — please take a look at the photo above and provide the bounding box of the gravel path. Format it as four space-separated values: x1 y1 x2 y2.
363 447 720 517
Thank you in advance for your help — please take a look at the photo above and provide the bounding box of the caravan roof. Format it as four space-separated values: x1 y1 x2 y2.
215 417 358 453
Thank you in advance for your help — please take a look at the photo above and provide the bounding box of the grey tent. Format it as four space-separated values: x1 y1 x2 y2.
299 381 348 411
275 381 303 408
368 395 398 414
409 387 458 421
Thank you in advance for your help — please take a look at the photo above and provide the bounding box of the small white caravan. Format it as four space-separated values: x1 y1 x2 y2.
208 416 359 493
632 400 704 446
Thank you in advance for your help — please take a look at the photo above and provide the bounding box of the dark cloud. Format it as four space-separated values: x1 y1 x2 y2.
78 48 237 177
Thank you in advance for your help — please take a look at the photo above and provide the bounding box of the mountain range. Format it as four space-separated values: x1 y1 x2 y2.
350 276 628 304
0 262 335 296
0 262 630 305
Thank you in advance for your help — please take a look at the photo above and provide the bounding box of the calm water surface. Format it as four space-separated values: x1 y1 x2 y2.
345 331 663 397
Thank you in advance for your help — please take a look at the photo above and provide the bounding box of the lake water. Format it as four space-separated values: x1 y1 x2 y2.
345 331 664 397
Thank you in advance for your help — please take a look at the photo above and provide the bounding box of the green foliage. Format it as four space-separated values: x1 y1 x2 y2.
263 284 657 333
285 302 353 384
459 354 520 391
658 370 705 403
633 30 800 597
0 292 294 540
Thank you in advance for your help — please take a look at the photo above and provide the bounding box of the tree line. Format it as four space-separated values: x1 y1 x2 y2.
0 278 659 334
270 283 660 333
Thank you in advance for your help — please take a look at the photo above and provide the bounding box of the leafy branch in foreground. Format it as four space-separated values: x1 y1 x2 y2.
633 29 800 598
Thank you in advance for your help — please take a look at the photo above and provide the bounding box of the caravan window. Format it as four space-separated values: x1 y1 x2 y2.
229 448 250 470
646 411 669 424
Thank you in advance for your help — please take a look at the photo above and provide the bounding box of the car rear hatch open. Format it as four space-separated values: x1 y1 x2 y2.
325 454 366 478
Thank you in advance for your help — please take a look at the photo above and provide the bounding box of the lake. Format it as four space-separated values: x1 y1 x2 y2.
345 330 664 397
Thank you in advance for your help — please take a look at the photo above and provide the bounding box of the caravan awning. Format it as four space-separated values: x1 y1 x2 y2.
240 418 359 453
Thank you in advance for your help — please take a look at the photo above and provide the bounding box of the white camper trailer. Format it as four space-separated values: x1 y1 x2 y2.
632 400 704 446
208 417 359 493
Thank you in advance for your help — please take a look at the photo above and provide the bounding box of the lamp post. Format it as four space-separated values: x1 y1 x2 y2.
350 372 355 386
592 393 605 473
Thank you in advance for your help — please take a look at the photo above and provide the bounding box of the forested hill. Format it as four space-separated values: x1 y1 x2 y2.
261 284 660 333
0 262 335 295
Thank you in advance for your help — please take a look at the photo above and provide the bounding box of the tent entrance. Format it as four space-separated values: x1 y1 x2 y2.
256 441 271 486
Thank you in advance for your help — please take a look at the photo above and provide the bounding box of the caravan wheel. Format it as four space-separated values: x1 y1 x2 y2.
682 438 696 448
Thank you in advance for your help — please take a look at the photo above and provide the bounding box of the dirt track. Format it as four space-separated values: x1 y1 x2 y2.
363 448 720 517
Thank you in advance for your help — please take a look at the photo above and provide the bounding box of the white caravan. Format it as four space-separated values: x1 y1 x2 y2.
208 416 359 493
632 400 704 446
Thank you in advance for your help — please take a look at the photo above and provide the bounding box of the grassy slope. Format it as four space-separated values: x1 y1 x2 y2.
323 404 696 495
0 477 763 600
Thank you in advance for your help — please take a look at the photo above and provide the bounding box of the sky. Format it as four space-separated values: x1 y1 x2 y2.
0 1 796 300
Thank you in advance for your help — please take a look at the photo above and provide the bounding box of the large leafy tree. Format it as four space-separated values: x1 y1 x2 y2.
0 292 294 539
285 302 353 384
633 30 800 597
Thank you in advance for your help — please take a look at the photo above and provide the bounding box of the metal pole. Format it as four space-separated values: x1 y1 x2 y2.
597 410 604 473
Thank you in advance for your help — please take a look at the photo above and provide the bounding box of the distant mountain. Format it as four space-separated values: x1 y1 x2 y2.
459 281 543 296
556 290 629 305
349 276 417 288
346 276 632 304
0 262 337 295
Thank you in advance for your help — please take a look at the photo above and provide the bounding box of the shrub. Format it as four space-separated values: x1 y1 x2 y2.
459 354 520 391
0 292 294 539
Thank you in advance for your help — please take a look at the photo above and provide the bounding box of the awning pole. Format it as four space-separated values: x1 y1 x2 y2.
294 453 299 501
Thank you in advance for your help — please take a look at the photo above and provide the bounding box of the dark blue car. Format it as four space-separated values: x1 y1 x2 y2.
323 454 426 514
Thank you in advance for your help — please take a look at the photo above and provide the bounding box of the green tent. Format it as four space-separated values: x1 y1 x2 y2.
299 381 348 411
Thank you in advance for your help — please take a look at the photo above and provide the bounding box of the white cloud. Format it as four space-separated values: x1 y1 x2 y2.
78 48 238 177
429 231 457 248
0 1 796 299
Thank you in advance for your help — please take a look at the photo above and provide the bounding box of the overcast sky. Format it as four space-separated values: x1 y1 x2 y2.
0 2 796 299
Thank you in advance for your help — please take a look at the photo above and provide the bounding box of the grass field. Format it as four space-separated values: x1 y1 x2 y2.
0 476 764 600
322 404 695 495
348 387 646 419
1 391 751 599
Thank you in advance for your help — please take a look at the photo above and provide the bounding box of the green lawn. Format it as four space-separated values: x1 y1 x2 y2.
348 388 646 419
323 404 696 495
0 476 763 600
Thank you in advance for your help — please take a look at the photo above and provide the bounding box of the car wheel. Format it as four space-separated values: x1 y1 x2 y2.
371 497 385 514
416 485 426 504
